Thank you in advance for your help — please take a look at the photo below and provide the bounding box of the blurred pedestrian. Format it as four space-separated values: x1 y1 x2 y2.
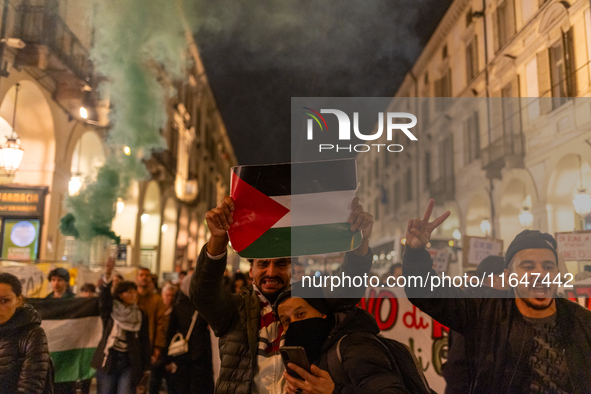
135 267 169 393
92 259 150 394
230 272 247 294
292 261 305 282
0 272 53 393
79 283 96 297
164 275 214 394
45 268 74 299
149 282 178 392
404 199 591 393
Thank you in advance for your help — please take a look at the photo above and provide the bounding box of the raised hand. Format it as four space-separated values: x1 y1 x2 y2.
405 198 450 249
205 196 234 255
348 197 373 240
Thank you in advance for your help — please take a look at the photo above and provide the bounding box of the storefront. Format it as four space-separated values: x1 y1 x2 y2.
0 185 48 261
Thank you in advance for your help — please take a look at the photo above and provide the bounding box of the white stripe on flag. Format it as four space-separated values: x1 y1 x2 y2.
41 316 102 352
271 190 356 228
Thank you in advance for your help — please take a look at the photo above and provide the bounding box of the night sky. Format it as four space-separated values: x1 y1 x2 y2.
194 0 453 165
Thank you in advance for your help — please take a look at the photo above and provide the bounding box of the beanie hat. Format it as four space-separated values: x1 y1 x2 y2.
476 255 506 276
47 267 70 283
273 283 332 318
505 230 558 268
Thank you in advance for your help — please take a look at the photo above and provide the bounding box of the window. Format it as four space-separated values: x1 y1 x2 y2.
549 39 569 109
435 68 452 111
494 0 516 52
405 169 412 202
442 45 448 59
424 151 431 189
464 112 480 164
466 36 479 82
424 72 429 85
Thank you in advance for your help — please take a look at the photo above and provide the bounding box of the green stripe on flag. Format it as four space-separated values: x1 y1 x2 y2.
50 348 96 383
238 222 362 258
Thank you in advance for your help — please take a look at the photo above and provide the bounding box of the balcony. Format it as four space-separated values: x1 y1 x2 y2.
13 5 92 85
429 175 455 202
481 133 524 179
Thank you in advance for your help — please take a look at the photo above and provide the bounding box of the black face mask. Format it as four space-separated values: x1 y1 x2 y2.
284 317 333 364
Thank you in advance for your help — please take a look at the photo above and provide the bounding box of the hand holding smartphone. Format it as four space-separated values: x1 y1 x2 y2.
280 346 311 380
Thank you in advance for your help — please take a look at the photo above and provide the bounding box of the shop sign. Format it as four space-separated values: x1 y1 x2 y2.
0 186 47 217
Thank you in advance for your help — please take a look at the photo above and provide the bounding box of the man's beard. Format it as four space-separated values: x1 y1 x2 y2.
521 296 554 311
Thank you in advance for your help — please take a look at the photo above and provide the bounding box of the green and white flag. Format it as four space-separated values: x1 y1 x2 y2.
29 298 101 383
228 158 361 258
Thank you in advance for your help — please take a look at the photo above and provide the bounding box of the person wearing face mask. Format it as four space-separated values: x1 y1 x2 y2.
0 272 53 394
91 259 151 394
274 285 412 394
191 195 374 394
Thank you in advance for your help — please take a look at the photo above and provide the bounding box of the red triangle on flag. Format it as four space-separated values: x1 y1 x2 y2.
228 171 290 253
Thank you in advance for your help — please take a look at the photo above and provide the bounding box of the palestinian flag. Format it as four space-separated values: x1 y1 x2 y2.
228 159 361 258
28 298 101 383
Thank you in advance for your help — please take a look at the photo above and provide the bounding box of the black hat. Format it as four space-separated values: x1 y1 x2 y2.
273 283 332 318
505 230 558 268
47 267 70 283
476 255 505 276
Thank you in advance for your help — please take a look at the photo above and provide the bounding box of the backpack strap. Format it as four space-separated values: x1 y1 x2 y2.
185 311 198 341
326 335 351 385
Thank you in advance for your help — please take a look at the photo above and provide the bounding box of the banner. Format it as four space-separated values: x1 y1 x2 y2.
359 287 447 392
1 263 74 297
28 298 102 383
229 159 360 258
555 231 591 261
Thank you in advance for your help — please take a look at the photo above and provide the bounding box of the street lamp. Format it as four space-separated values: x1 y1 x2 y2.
573 155 591 221
0 83 24 174
68 175 83 196
519 207 534 229
116 198 125 215
480 218 491 237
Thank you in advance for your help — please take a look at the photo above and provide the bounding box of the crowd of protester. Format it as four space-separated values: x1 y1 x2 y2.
1 196 591 393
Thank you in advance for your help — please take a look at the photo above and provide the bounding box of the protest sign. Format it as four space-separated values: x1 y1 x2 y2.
555 231 591 261
462 236 503 267
428 248 451 274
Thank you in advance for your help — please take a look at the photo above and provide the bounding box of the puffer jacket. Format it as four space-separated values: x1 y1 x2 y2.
404 247 591 393
316 306 411 393
0 303 53 394
190 243 372 394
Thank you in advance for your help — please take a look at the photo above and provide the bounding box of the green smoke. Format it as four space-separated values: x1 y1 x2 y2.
60 0 190 244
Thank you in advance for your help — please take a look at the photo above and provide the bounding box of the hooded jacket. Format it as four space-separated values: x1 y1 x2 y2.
403 247 591 393
91 281 150 388
315 306 411 394
190 243 372 394
0 304 53 394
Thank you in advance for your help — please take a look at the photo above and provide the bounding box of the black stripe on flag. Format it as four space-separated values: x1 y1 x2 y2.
232 158 356 196
27 298 100 320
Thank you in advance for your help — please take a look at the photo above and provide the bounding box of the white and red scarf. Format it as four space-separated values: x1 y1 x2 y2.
253 286 285 393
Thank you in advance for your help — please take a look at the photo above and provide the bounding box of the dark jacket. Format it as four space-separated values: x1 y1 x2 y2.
190 243 372 394
44 288 75 299
91 281 150 388
403 247 591 393
317 306 411 394
0 304 53 394
165 292 213 365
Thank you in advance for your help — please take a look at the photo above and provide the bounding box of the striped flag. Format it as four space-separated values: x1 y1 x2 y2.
28 298 101 383
228 159 361 258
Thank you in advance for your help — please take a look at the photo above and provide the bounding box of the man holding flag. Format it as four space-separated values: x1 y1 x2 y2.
191 191 373 394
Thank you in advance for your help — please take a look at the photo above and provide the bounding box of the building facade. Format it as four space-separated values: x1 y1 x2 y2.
0 0 236 277
359 0 591 274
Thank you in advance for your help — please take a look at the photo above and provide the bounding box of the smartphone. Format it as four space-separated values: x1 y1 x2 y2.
280 346 311 380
